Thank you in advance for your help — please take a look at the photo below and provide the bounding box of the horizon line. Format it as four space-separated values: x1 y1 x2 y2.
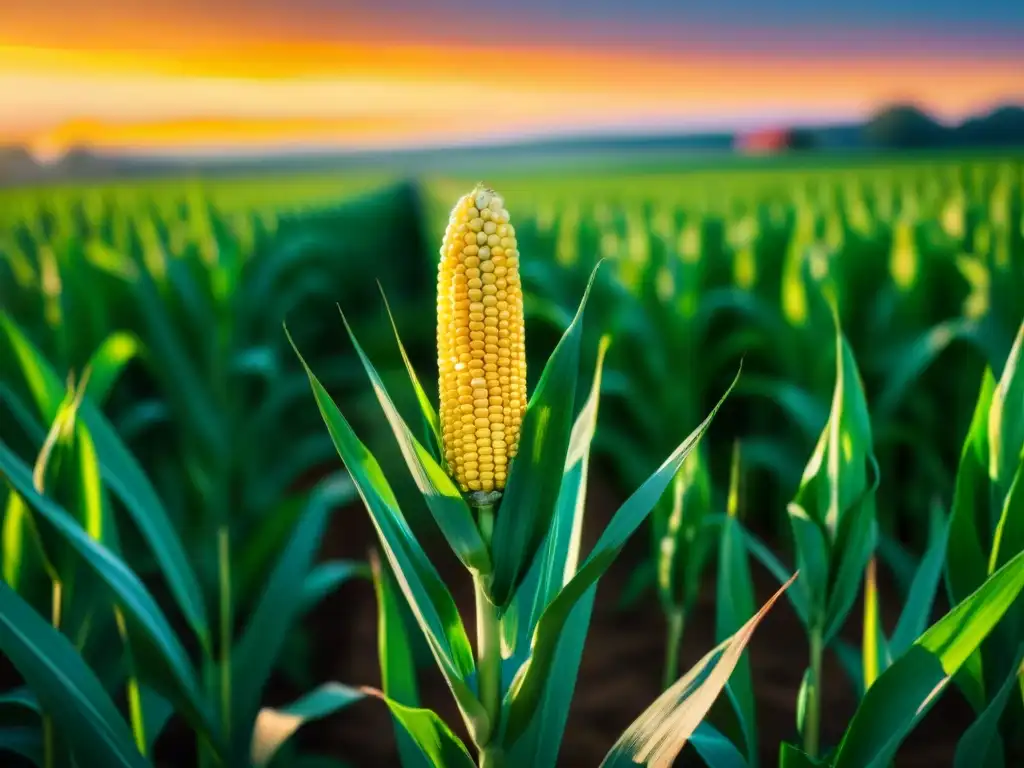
5 100 1020 165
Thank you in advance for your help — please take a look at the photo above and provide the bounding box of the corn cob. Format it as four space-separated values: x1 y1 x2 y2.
437 185 526 495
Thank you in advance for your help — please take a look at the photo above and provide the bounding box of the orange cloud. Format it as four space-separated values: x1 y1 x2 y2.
29 115 501 156
3 38 1022 155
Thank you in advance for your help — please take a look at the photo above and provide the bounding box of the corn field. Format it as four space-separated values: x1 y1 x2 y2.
0 152 1022 768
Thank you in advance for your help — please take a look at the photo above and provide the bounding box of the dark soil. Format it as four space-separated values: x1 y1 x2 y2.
284 469 973 768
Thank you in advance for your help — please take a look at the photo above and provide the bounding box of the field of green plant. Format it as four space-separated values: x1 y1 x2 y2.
0 152 1022 768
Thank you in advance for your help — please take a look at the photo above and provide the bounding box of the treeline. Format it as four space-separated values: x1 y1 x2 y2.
814 103 1024 151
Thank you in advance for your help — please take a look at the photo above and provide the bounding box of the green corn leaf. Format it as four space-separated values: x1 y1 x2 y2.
503 368 738 747
861 557 888 691
0 440 216 747
287 328 486 745
379 286 442 462
832 548 1024 768
0 726 42 765
4 373 104 599
0 688 45 763
0 687 40 715
690 721 749 768
787 504 829 627
300 559 368 615
0 580 150 768
656 446 713 618
873 317 975 418
716 496 758 763
792 323 874 538
953 646 1024 768
361 688 476 768
229 346 278 380
232 474 353 759
337 308 490 576
945 367 999 713
124 249 226 457
69 400 105 543
0 315 209 647
988 321 1023 493
953 648 988 716
989 459 1024 574
113 399 170 443
84 239 136 281
526 334 610 636
44 376 109 614
488 264 598 609
251 683 364 767
506 590 595 761
82 331 141 407
63 391 154 755
2 491 40 593
2 373 77 592
138 685 174 756
0 313 62 416
947 367 997 606
504 335 609 768
371 552 430 768
599 573 796 767
778 742 827 768
824 471 879 645
888 504 949 657
986 458 1024 697
42 393 157 758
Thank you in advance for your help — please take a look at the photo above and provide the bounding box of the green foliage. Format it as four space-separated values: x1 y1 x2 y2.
504 334 610 768
488 266 597 610
1 156 1022 766
833 549 1024 768
291 275 765 767
0 581 149 767
251 683 364 767
600 575 796 768
1 339 369 766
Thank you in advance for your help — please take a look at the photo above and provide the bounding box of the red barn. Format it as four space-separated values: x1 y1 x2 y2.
735 128 813 154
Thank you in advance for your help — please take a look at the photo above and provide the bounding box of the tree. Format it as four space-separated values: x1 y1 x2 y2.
862 104 947 149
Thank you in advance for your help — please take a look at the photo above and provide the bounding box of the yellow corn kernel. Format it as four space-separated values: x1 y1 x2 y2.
438 185 526 495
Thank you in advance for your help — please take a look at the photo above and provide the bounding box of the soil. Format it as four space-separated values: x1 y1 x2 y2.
282 465 974 768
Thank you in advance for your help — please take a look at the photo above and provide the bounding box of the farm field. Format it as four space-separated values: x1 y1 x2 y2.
1 150 1023 768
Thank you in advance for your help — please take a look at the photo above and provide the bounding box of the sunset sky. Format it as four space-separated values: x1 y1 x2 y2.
2 0 1023 157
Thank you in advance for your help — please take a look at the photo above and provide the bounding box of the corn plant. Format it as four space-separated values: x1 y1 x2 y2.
501 159 1021 546
287 185 798 767
3 154 1022 767
0 183 436 691
758 291 881 759
702 317 1024 767
0 332 366 767
504 162 1021 706
941 320 1024 764
0 181 434 525
515 205 811 681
